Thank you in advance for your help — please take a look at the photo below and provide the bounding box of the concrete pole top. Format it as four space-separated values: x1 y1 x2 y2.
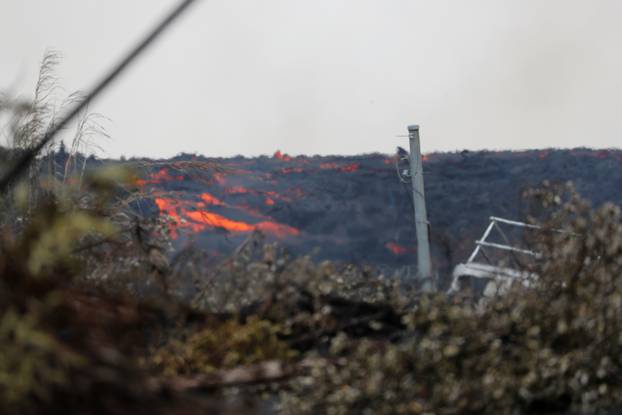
408 124 420 132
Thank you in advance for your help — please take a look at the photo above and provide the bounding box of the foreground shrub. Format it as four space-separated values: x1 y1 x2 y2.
280 185 622 414
151 316 296 376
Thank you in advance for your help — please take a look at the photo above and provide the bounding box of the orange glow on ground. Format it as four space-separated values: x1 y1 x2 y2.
320 162 359 172
153 195 300 239
255 222 300 237
280 167 304 174
212 173 226 185
186 211 255 232
340 163 359 172
225 186 250 194
153 168 180 182
200 192 224 205
320 163 339 170
274 150 292 162
385 242 410 255
135 168 183 187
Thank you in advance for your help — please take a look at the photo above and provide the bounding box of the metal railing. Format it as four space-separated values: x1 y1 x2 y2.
467 216 542 265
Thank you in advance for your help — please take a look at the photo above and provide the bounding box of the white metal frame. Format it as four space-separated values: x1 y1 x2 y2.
448 216 541 296
467 216 542 264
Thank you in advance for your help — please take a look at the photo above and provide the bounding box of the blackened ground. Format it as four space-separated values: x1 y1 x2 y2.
132 148 622 286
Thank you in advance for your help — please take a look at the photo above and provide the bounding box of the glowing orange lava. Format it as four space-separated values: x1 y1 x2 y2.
320 163 339 170
153 168 182 182
263 191 291 203
280 167 304 174
200 192 223 205
186 210 299 237
186 211 255 232
212 173 226 185
255 222 300 238
340 163 359 172
274 150 292 162
385 242 410 255
320 162 360 172
154 197 186 238
135 168 183 187
225 186 250 194
153 195 300 239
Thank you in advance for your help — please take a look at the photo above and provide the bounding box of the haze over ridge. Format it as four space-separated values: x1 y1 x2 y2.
1 0 621 158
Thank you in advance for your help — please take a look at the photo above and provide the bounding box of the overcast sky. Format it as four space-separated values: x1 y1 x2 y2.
1 1 621 158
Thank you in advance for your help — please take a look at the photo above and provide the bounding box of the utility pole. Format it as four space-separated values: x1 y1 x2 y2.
407 125 433 291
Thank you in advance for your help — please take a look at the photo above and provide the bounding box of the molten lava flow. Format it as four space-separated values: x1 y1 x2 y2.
212 173 226 185
153 168 181 182
154 197 186 238
153 193 300 240
135 168 184 187
263 191 291 203
386 242 410 255
319 162 360 173
340 163 359 173
274 150 292 162
155 197 181 218
186 211 255 232
280 167 304 174
185 211 299 237
200 192 223 206
225 186 250 194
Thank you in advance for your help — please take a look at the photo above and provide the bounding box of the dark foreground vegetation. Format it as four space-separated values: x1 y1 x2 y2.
2 56 622 414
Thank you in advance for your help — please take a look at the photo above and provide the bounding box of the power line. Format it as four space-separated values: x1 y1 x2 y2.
0 0 199 192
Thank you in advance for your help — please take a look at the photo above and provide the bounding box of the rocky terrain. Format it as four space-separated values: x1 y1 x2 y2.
130 148 622 284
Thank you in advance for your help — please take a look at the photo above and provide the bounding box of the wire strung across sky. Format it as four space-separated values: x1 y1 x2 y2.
0 0 200 192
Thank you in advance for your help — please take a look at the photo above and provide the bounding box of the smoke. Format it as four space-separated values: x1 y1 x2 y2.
1 0 621 157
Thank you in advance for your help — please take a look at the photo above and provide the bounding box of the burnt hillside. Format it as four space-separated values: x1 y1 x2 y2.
132 148 622 278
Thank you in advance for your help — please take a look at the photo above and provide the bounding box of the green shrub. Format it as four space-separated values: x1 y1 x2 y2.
280 185 622 414
151 316 296 376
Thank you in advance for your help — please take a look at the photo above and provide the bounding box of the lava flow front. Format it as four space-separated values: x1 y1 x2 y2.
137 153 419 263
135 151 320 241
153 192 299 240
133 149 622 271
138 155 375 243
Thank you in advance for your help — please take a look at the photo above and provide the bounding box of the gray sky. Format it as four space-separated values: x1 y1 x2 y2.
1 1 621 158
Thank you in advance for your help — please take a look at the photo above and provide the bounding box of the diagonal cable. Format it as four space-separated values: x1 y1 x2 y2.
0 0 199 192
